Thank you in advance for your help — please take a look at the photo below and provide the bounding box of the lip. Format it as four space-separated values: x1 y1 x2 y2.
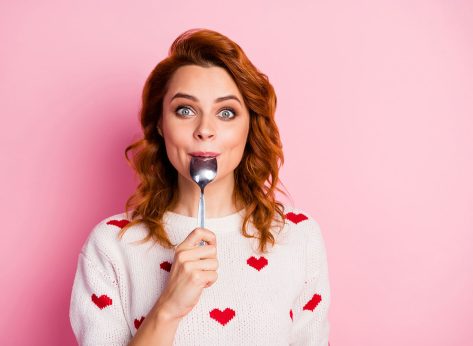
189 151 220 157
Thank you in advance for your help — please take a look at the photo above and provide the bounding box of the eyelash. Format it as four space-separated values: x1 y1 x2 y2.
174 105 237 120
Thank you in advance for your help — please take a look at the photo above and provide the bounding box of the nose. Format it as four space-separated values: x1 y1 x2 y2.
193 114 215 141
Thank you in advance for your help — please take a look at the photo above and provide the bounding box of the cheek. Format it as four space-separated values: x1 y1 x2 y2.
164 135 189 165
162 130 190 171
223 123 249 148
221 128 248 167
162 118 190 150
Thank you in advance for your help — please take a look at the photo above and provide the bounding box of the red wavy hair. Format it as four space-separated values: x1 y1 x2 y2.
119 28 289 254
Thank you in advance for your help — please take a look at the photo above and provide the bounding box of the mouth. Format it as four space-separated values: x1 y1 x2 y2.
189 152 220 158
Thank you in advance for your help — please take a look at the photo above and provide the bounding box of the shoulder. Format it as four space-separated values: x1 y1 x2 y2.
79 211 147 261
281 204 321 230
281 204 329 277
280 203 325 245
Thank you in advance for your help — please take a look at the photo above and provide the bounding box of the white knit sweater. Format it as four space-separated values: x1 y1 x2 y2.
69 205 331 345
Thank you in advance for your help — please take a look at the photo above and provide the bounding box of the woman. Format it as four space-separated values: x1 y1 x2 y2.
69 28 331 346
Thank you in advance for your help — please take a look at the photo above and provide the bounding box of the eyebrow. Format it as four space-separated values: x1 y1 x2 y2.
170 92 242 105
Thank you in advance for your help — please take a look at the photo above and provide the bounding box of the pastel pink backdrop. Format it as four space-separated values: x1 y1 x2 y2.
1 1 472 345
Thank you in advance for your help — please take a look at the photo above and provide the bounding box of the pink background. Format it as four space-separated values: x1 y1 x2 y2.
1 1 472 345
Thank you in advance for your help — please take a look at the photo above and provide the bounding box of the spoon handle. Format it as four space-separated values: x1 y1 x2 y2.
198 191 207 246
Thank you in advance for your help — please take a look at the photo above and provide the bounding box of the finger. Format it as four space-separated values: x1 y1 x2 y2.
177 244 218 263
201 271 218 287
184 258 219 272
181 228 217 249
190 270 218 287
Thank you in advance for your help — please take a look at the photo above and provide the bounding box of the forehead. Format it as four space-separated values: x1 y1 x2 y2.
164 65 244 103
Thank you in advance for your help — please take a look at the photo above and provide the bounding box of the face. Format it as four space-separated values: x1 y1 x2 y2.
160 64 250 188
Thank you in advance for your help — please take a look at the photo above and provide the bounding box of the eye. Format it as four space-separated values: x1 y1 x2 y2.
175 105 237 120
219 107 237 120
175 105 195 118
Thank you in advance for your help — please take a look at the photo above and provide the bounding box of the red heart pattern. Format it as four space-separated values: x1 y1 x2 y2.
303 293 322 312
134 316 145 329
160 261 172 272
246 256 268 271
285 212 308 224
209 308 235 326
89 209 326 337
106 219 130 228
91 294 112 309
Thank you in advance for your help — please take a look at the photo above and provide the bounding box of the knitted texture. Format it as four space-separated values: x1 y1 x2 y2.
69 205 331 345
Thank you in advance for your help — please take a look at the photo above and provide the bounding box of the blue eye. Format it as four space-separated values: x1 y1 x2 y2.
174 105 237 120
175 106 195 117
219 108 236 120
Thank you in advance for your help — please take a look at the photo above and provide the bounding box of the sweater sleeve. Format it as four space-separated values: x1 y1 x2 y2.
69 238 132 346
289 216 331 346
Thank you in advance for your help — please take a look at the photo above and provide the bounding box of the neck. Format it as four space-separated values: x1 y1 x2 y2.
172 172 242 218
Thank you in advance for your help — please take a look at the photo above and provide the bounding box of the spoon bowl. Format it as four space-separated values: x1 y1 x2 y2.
190 156 217 191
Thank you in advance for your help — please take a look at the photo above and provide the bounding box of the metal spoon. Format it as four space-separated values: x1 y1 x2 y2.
189 156 217 246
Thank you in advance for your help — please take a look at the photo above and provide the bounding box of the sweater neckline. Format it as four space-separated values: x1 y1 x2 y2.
162 208 247 234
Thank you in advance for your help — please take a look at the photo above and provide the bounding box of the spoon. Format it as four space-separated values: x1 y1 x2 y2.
189 156 217 246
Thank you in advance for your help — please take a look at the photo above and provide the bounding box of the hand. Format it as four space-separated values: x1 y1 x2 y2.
154 227 218 321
